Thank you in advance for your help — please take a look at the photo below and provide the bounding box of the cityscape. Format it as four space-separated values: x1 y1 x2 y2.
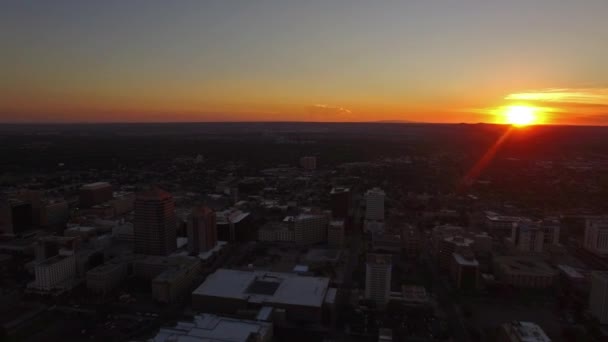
2 1 608 342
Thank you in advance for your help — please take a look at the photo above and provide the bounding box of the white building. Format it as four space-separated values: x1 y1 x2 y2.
584 217 608 256
294 213 328 245
30 254 77 292
151 313 273 342
589 271 608 324
365 253 392 307
365 188 385 221
327 220 345 247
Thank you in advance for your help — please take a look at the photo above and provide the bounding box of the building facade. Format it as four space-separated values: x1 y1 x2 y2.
584 217 608 256
294 213 328 245
365 188 385 221
365 253 392 307
589 271 608 324
187 206 217 254
327 220 345 247
134 188 177 256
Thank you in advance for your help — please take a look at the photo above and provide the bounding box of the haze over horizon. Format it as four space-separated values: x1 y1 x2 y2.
2 1 608 125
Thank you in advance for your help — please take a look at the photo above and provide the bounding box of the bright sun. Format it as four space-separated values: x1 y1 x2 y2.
504 105 538 126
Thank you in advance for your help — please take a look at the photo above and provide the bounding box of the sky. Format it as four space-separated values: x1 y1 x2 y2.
1 0 608 124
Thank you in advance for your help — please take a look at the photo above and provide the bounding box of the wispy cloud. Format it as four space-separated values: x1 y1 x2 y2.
505 88 608 106
311 104 352 115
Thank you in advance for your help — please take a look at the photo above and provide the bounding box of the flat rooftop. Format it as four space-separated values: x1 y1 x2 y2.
367 253 392 265
81 182 111 190
192 268 330 308
152 313 271 342
495 256 557 276
453 253 479 266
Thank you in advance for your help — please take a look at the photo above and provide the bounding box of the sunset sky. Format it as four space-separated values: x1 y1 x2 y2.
2 0 608 124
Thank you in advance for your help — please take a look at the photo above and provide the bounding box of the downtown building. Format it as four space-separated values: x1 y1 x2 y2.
293 212 329 245
134 188 177 256
79 182 113 208
365 253 392 307
364 188 385 234
192 268 333 323
589 271 608 324
187 206 217 254
584 217 608 256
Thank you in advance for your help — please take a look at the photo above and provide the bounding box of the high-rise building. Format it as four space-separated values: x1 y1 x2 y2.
510 221 544 253
299 156 317 170
79 182 113 208
451 252 479 291
327 219 345 247
584 217 608 256
330 187 350 219
365 188 385 221
294 213 328 245
365 253 392 307
134 188 177 256
0 199 32 235
589 271 608 324
187 206 217 254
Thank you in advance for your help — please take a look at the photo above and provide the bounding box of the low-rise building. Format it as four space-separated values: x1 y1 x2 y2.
192 269 331 323
86 261 128 294
151 313 273 342
152 259 202 304
29 254 77 292
494 256 557 288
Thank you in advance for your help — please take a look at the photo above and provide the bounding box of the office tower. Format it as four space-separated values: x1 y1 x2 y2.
584 217 608 256
330 187 350 219
451 251 480 290
590 271 608 324
79 182 113 208
134 188 177 256
365 253 392 306
0 199 32 235
327 219 345 247
187 206 217 254
294 213 328 245
365 188 385 221
299 156 317 170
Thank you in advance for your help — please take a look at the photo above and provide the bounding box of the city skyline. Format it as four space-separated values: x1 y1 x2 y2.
2 1 608 125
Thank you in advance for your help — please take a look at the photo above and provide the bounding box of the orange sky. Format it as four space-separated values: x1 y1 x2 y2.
2 1 607 125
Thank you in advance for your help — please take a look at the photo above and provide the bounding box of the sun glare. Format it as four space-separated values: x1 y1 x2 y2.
504 105 538 126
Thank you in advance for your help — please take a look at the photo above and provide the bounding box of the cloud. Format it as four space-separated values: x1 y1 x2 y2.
311 104 352 114
505 88 608 106
306 104 353 121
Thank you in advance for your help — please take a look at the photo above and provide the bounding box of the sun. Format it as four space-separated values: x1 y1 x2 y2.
504 105 538 126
